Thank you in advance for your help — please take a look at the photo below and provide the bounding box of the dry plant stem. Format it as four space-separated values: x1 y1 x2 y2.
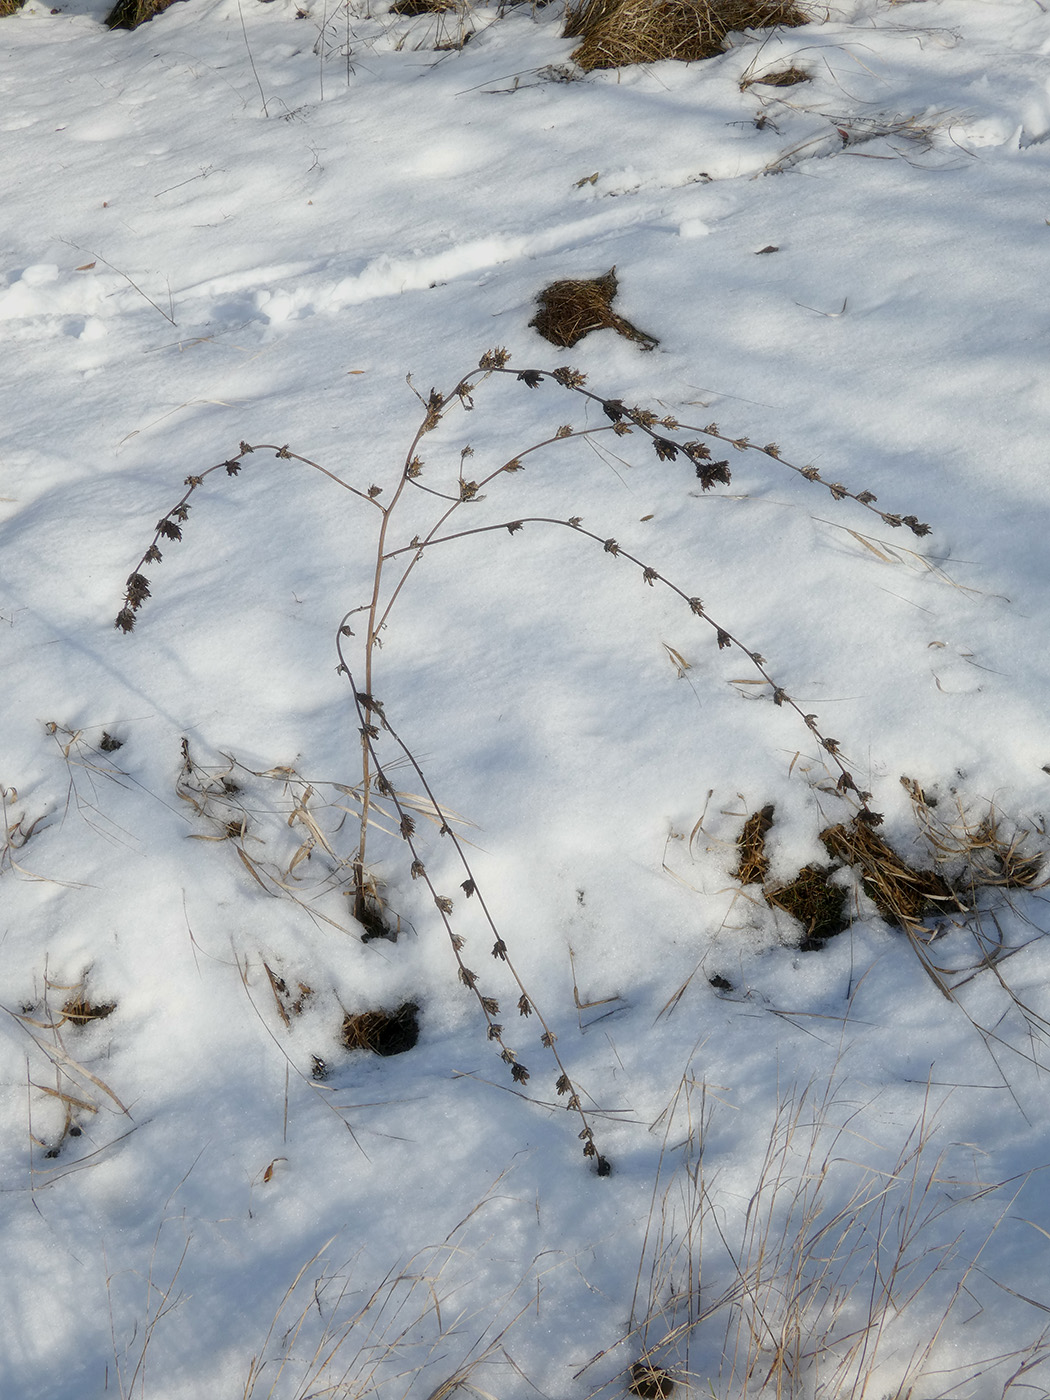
116 350 941 1165
335 635 612 1173
487 365 932 539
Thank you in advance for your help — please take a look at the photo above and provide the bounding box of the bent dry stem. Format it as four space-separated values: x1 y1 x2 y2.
116 348 938 1170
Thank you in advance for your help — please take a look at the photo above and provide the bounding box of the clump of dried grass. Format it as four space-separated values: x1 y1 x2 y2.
61 995 117 1027
342 1001 420 1056
565 0 810 72
766 864 848 950
733 804 774 885
390 0 457 12
105 0 181 29
743 63 810 87
822 818 959 928
0 0 26 15
530 269 659 349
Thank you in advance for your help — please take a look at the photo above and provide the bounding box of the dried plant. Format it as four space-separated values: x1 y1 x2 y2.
117 348 942 1169
590 1066 1050 1400
242 1192 543 1400
5 970 129 1167
531 268 659 349
565 0 811 72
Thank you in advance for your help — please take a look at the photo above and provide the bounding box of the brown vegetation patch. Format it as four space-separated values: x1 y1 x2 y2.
746 63 810 86
821 820 960 927
734 804 774 884
0 0 26 16
389 0 458 12
766 865 848 950
530 269 658 349
105 0 182 28
342 1001 420 1056
565 0 810 72
630 1361 676 1399
62 996 116 1027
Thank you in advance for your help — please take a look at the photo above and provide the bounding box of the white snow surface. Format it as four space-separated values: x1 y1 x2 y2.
3 0 1050 1396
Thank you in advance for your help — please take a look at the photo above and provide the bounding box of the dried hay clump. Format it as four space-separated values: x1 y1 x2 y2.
389 0 458 13
342 1001 420 1057
61 995 117 1027
745 63 810 87
105 0 183 28
565 0 810 72
734 803 774 885
530 268 659 349
0 0 26 15
766 864 848 950
821 820 960 928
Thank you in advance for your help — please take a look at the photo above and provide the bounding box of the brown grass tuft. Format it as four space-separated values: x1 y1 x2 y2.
566 0 810 72
629 1360 676 1398
822 819 960 927
0 0 26 15
734 804 774 885
105 0 182 29
766 864 848 949
62 996 117 1027
530 269 659 349
389 0 458 13
744 63 810 86
342 1001 420 1056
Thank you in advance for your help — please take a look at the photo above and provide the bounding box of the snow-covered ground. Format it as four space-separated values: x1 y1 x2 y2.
3 0 1050 1395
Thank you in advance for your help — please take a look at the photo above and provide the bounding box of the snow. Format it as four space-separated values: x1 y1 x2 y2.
3 0 1050 1395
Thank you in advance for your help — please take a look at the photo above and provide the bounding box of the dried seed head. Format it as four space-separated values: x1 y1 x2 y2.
511 1063 530 1084
517 369 543 388
115 608 136 633
479 347 510 370
552 366 586 388
480 996 500 1016
518 994 532 1017
435 894 453 914
491 939 507 959
697 461 731 490
458 965 477 989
